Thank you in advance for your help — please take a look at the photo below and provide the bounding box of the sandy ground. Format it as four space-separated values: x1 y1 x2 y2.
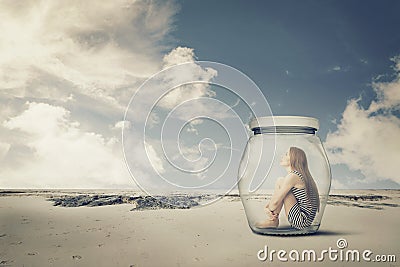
0 195 399 267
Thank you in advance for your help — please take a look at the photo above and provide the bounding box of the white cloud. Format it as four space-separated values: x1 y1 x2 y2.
124 47 220 126
1 102 132 188
113 120 131 130
328 65 350 73
157 47 218 113
0 1 183 188
0 0 178 107
185 119 205 136
369 57 400 113
158 83 217 111
163 46 196 67
186 124 199 136
190 119 204 126
325 56 400 185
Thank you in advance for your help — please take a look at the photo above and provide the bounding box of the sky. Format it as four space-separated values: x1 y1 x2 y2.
0 0 399 190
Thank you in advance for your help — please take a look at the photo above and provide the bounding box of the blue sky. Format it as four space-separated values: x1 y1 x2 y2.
173 0 399 131
0 0 399 189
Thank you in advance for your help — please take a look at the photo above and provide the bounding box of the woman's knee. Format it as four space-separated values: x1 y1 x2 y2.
275 177 285 186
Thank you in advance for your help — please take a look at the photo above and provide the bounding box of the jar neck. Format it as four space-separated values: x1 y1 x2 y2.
252 126 317 135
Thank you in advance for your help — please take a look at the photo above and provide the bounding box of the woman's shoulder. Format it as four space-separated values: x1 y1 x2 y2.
284 173 301 185
286 172 305 188
285 172 300 180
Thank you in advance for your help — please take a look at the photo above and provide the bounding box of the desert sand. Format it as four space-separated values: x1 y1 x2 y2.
0 190 399 267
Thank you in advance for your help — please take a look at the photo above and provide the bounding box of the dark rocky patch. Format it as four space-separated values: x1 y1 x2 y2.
329 194 390 201
47 194 201 210
131 195 199 210
327 194 399 209
48 195 139 207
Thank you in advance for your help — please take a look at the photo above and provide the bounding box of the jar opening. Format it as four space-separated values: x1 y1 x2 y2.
252 126 317 135
250 116 319 135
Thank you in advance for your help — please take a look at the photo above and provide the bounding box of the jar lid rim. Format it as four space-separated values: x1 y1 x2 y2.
250 116 319 130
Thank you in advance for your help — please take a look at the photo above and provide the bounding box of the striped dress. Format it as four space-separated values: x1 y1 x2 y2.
287 170 318 229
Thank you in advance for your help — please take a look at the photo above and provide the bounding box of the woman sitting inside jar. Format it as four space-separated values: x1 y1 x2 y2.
256 147 320 229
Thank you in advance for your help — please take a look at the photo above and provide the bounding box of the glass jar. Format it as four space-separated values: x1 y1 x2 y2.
238 116 331 235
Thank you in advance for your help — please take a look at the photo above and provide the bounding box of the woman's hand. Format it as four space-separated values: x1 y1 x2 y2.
265 204 279 220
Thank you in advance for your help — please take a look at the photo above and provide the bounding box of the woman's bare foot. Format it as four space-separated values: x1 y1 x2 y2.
255 218 279 228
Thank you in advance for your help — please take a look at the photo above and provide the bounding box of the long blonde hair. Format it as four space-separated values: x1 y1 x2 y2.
289 147 320 211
